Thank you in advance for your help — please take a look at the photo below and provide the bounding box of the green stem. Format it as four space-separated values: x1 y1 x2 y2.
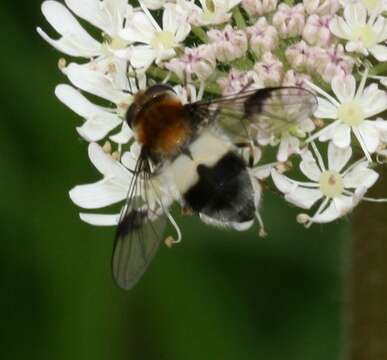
351 167 387 360
231 57 254 70
191 26 208 43
370 62 387 76
232 7 246 29
146 66 221 96
147 65 180 84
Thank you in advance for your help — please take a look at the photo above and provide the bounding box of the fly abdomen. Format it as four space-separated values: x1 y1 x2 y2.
184 151 255 227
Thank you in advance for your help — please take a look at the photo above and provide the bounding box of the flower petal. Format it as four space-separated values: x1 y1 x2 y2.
333 195 353 215
343 161 379 188
77 115 121 142
300 150 321 181
359 83 387 118
353 186 367 207
285 187 323 209
39 1 101 57
332 75 356 103
37 27 101 57
65 0 113 35
66 63 129 103
88 143 130 181
315 97 338 119
357 121 380 153
129 45 156 68
329 16 352 40
310 200 340 223
252 163 274 180
163 6 190 41
55 84 121 141
332 123 351 148
344 3 366 27
69 179 127 209
109 122 134 144
328 141 352 172
370 44 387 61
80 212 120 226
42 1 91 37
119 12 155 43
277 136 300 162
271 169 296 193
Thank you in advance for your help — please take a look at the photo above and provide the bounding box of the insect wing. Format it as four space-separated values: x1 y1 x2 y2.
112 159 167 290
187 87 317 142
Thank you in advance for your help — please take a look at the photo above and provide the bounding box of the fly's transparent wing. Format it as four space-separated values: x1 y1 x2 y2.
186 87 317 143
112 157 167 290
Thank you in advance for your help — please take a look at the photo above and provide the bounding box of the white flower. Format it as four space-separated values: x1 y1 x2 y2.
330 3 387 61
340 0 387 15
58 62 146 144
71 143 176 226
272 142 379 226
70 142 133 226
192 0 241 26
37 0 132 59
257 115 315 162
307 72 387 161
119 3 191 68
55 84 123 142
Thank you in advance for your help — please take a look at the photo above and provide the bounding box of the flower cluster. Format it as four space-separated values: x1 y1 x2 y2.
38 0 387 233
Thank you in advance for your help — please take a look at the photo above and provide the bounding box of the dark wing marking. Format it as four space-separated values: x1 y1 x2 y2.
185 87 317 143
112 152 167 290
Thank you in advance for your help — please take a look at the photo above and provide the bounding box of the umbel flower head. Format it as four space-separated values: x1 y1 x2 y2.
38 0 387 236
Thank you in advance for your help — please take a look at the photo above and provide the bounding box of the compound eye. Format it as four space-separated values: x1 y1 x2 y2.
144 84 175 98
126 103 137 129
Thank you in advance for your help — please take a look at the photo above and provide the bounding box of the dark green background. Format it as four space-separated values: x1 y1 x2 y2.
1 2 349 359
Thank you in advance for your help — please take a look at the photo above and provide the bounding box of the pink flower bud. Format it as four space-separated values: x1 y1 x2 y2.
282 70 311 87
285 41 317 72
165 45 216 81
272 4 305 38
241 0 278 17
218 68 263 95
315 45 355 82
246 18 279 58
254 52 284 86
303 0 340 15
302 15 333 46
208 25 248 63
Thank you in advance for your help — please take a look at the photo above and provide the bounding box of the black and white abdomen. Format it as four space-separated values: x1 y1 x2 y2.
166 132 256 230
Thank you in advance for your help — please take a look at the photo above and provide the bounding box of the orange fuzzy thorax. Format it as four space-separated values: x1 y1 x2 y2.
134 97 191 157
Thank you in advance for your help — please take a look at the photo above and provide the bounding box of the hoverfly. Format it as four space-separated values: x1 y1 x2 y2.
113 82 317 290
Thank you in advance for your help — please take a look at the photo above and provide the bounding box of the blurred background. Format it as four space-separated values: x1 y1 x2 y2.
0 1 350 359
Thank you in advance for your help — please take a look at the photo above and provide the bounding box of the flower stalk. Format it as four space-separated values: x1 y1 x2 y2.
351 167 387 360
